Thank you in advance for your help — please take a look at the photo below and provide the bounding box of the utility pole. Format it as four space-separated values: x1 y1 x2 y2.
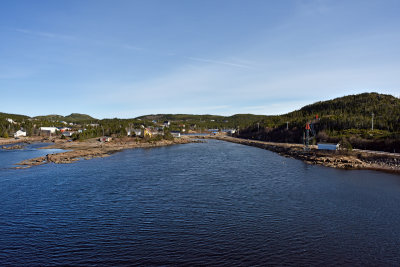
371 112 374 130
286 121 289 130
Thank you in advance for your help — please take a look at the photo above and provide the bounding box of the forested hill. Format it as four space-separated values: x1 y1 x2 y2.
283 93 400 131
236 93 400 152
0 112 30 121
34 113 97 123
137 113 267 129
1 93 399 130
138 93 400 131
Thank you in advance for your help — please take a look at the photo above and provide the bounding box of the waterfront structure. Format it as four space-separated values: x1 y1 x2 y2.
14 130 26 138
317 143 340 150
99 136 112 142
171 131 181 138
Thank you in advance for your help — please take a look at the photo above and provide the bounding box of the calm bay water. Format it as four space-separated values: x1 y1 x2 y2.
0 140 400 266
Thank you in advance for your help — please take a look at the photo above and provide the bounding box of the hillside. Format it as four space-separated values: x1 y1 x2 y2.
34 113 97 123
237 93 400 152
1 92 399 151
0 112 30 121
284 92 400 131
137 113 269 129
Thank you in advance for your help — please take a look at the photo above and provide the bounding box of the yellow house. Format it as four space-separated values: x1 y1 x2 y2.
144 128 152 137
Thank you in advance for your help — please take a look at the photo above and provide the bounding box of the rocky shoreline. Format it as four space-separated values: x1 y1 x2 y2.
207 136 400 174
13 137 195 169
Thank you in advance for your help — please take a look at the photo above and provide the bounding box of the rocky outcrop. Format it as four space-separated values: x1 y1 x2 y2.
15 137 194 168
1 144 25 150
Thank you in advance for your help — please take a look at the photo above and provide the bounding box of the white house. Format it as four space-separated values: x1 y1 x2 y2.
14 130 26 138
317 143 340 151
62 131 75 137
163 121 170 127
6 118 16 124
131 129 142 137
39 127 58 135
171 131 181 138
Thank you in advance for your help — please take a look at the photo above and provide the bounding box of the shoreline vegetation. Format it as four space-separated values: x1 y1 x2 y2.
1 135 400 174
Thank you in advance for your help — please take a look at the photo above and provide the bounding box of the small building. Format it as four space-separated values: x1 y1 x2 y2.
39 127 58 135
59 127 72 133
208 129 219 134
130 129 142 137
228 129 236 135
6 118 16 124
222 129 236 135
62 131 75 137
317 143 340 151
163 121 170 127
14 130 26 138
99 136 112 142
144 128 152 137
171 131 181 138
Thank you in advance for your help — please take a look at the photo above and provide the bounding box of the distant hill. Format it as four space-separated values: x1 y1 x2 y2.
34 113 97 123
138 93 400 131
137 113 269 129
64 113 97 122
0 112 30 121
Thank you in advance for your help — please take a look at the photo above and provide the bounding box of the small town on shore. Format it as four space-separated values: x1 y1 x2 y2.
1 93 400 173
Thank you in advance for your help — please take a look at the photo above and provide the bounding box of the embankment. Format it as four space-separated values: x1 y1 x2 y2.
206 135 400 174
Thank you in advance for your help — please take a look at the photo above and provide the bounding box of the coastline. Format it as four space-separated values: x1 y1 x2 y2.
3 135 400 174
12 137 195 169
206 135 400 174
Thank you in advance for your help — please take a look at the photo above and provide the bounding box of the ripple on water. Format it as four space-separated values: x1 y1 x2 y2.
0 140 400 265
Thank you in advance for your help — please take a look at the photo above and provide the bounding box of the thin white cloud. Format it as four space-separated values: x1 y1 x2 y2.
16 28 143 52
187 57 252 69
16 28 76 40
121 44 143 51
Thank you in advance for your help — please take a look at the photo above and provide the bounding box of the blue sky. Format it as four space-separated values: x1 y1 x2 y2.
1 0 399 118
